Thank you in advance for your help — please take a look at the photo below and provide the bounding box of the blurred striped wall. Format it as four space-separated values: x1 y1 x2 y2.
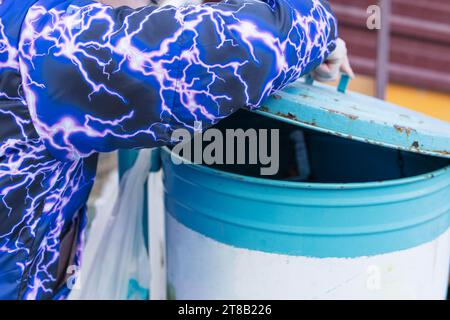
329 0 450 122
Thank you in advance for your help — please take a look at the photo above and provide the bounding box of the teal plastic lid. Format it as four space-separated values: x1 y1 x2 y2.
255 75 450 159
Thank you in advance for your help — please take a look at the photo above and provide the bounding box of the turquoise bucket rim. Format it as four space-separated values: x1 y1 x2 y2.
162 147 450 257
161 147 450 190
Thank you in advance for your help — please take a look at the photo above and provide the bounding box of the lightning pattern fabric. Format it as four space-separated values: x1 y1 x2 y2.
0 0 336 299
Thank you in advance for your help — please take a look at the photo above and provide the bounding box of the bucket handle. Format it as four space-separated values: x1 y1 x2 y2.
304 73 351 94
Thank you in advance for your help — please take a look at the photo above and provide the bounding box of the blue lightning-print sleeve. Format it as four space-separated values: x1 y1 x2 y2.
19 0 337 161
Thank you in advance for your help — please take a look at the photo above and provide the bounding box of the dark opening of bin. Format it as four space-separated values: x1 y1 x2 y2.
174 110 449 184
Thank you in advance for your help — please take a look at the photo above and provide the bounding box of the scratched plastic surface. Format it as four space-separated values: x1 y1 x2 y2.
255 77 450 158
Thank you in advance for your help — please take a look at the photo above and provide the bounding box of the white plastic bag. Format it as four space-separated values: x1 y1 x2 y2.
70 149 151 300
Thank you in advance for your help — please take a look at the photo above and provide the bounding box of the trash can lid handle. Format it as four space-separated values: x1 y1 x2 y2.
304 73 350 94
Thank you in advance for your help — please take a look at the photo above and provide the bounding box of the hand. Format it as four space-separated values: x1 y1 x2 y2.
312 38 355 82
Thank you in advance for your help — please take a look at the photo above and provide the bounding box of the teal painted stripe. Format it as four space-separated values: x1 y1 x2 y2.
162 149 450 258
167 206 449 258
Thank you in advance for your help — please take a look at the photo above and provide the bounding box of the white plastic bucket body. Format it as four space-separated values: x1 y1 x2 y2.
167 215 449 300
